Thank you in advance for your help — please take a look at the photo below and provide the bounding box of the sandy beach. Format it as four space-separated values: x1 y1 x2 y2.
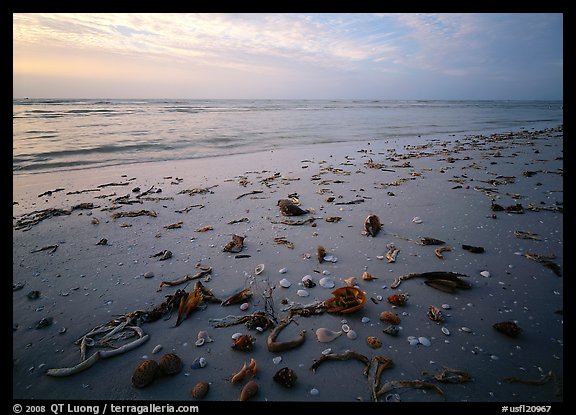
13 126 563 403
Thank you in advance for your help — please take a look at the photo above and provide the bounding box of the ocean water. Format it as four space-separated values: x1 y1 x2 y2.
13 99 563 174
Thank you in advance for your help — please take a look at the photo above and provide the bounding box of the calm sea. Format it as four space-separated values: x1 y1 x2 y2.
13 99 563 174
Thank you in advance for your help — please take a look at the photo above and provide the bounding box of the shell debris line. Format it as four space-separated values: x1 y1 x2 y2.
13 126 563 402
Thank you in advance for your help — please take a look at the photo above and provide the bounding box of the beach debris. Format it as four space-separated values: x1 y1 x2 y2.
150 249 172 261
273 237 295 249
14 208 71 231
461 327 473 333
310 388 320 396
367 336 382 349
194 225 213 232
363 214 382 237
302 275 316 288
223 234 245 253
231 358 257 383
427 305 444 322
385 246 400 263
319 276 335 288
415 237 445 246
271 217 317 226
131 360 159 388
493 321 522 338
347 329 358 340
323 286 367 314
232 334 256 351
418 337 431 347
178 186 216 196
152 345 162 354
111 209 157 220
480 270 491 278
164 221 183 229
297 289 310 297
240 303 250 311
13 282 26 291
462 244 485 253
197 330 214 344
391 271 471 291
434 246 452 260
334 199 364 205
412 216 423 224
385 394 401 403
191 382 210 399
27 290 40 300
425 367 472 384
267 317 306 352
191 357 207 369
38 188 65 197
310 350 369 373
158 353 182 375
221 287 252 306
273 367 298 388
361 271 376 281
387 293 409 306
315 328 342 343
96 238 108 246
254 264 265 275
367 355 395 398
343 276 357 286
279 278 291 288
239 380 259 401
317 245 327 263
227 217 249 224
277 199 308 216
158 264 212 290
325 216 342 223
502 370 560 392
236 190 263 200
491 202 524 214
35 317 53 329
441 327 450 336
514 230 541 240
383 326 400 336
175 282 220 327
375 379 444 401
279 267 287 274
175 204 205 213
30 244 58 254
524 251 562 277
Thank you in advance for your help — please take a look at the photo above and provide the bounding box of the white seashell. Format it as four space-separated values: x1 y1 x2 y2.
441 327 450 336
256 326 264 332
407 336 419 346
490 355 499 360
322 270 331 275
361 317 371 324
376 255 385 260
231 332 243 340
319 277 335 288
418 337 431 347
297 289 309 297
302 275 313 283
315 328 342 343
240 302 250 311
321 348 332 355
346 329 358 340
376 295 383 301
461 327 473 333
195 338 205 347
480 271 491 278
341 324 350 333
255 264 265 275
152 345 163 354
441 304 451 310
279 267 287 274
412 216 423 224
310 388 319 396
323 255 334 262
272 356 282 365
197 331 213 343
279 278 291 288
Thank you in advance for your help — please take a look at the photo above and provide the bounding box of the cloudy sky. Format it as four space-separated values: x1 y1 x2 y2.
13 13 563 100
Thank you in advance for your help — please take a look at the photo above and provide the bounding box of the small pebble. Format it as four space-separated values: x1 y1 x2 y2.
480 271 491 278
272 356 282 365
310 388 319 396
279 278 291 288
240 302 250 311
279 268 287 274
361 317 370 323
297 289 309 297
144 272 154 279
346 330 358 340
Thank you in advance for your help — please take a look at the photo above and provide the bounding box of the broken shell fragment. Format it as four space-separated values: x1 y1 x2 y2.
367 336 382 349
158 353 182 375
427 305 444 322
480 270 491 278
383 325 400 336
323 286 367 314
493 321 522 338
232 334 256 351
191 382 209 399
412 216 423 224
197 330 213 343
343 276 357 286
132 360 159 388
239 380 259 401
223 235 245 253
363 214 382 237
302 275 316 288
379 311 401 325
191 357 207 369
255 264 265 275
387 293 409 306
315 328 342 343
362 271 378 281
279 278 291 288
441 327 450 336
273 367 298 388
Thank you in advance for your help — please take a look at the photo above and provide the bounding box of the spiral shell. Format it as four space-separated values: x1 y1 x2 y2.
131 360 159 388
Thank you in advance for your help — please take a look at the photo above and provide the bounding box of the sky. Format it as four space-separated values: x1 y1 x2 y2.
13 13 563 100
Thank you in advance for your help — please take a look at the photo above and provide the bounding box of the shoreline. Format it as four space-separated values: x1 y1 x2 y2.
13 126 563 402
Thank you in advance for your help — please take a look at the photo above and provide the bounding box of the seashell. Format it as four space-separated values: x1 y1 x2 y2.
239 380 259 401
58 327 67 334
322 270 331 276
427 305 444 322
408 337 419 346
343 276 357 286
383 325 399 336
297 289 309 297
191 381 209 399
223 234 245 253
341 324 350 333
279 278 291 288
232 334 256 351
441 327 450 336
461 327 473 333
418 337 431 347
324 255 337 263
362 271 378 281
272 356 282 365
317 246 327 263
255 264 265 275
310 388 320 396
346 329 358 340
35 317 53 329
367 336 382 349
361 316 371 323
480 270 491 278
197 331 213 343
158 353 182 375
191 357 207 369
132 360 159 388
324 286 367 314
279 267 287 274
273 367 298 388
231 332 243 340
385 393 401 403
493 321 522 338
144 271 154 279
195 338 205 347
364 214 382 237
379 311 401 325
319 277 335 288
151 345 162 354
412 216 423 224
315 328 342 343
387 293 409 306
441 304 452 310
240 302 250 311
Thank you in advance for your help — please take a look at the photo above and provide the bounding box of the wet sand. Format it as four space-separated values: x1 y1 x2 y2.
13 126 563 403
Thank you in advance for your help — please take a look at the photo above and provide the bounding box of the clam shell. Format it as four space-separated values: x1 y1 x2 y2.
195 338 205 347
319 277 335 288
383 325 399 336
310 388 320 396
297 289 309 297
346 329 358 340
255 264 265 275
191 357 207 369
379 311 401 325
191 382 210 399
132 360 159 388
239 380 259 401
240 302 250 311
367 336 382 349
158 353 182 375
315 328 342 343
441 327 450 336
412 216 423 224
418 337 431 347
231 332 243 340
279 278 291 288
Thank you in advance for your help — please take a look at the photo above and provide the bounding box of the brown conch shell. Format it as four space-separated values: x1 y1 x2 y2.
158 353 182 375
427 305 444 322
191 382 210 399
239 380 259 401
387 293 409 306
323 286 367 314
131 360 159 388
379 311 401 325
363 214 382 237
